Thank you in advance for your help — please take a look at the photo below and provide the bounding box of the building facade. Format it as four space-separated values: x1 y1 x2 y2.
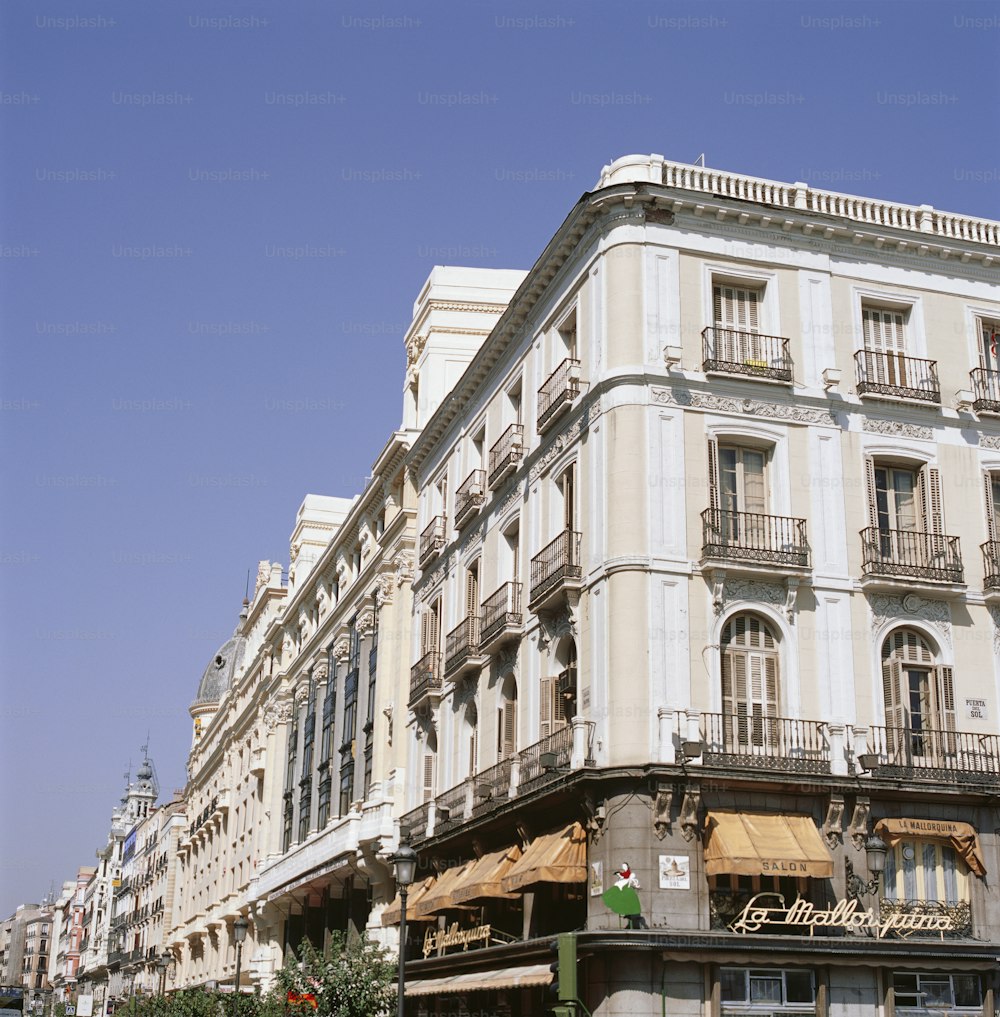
381 155 1000 1016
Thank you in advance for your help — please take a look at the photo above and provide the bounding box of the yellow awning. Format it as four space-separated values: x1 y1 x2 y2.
875 818 986 877
413 860 476 917
406 963 553 996
500 822 587 893
381 876 436 926
703 811 834 878
451 844 522 905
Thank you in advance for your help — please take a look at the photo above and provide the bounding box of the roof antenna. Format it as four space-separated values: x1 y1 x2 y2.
695 153 706 167
245 569 251 600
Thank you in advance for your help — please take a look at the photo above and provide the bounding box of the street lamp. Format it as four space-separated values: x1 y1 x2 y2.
231 917 248 1017
155 954 172 997
846 833 889 900
389 839 418 1017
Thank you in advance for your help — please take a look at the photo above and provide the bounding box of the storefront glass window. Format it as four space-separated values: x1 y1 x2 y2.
721 969 815 1007
893 973 982 1011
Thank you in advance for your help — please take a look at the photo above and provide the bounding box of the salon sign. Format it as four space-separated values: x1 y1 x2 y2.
731 894 958 938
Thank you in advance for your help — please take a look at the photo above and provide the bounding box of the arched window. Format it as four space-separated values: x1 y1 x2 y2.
720 614 779 748
881 628 954 761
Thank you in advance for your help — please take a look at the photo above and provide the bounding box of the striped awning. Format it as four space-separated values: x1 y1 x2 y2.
405 963 553 996
381 875 436 926
500 822 587 893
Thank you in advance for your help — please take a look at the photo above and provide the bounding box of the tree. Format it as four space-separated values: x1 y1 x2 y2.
272 935 396 1017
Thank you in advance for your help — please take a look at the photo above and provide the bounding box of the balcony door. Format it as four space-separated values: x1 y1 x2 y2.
718 444 767 546
862 305 908 387
720 614 779 751
713 283 763 362
881 629 955 762
868 462 944 565
977 317 1000 372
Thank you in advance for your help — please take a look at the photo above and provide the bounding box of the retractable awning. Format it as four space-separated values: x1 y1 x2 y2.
381 875 436 926
451 844 522 904
703 811 834 878
500 822 587 893
413 860 476 917
875 818 986 876
405 963 553 996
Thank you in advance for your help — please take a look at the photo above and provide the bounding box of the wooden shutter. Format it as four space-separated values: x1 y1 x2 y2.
713 285 724 327
917 467 943 534
422 752 436 803
707 437 720 512
500 699 517 756
935 665 956 755
882 655 905 757
985 474 998 543
466 567 479 617
864 457 879 528
539 678 553 740
732 651 749 746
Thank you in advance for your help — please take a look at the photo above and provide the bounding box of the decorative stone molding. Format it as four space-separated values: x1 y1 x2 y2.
711 573 791 616
868 593 952 652
393 552 414 588
493 647 518 678
651 387 838 426
679 788 701 842
848 798 871 851
499 481 524 516
377 571 396 605
293 682 310 707
356 608 376 638
333 637 350 663
255 560 271 596
990 606 1000 658
981 434 1000 451
263 699 294 730
862 416 933 440
529 401 602 483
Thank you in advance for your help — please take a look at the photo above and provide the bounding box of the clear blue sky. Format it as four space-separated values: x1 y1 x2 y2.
1 0 997 917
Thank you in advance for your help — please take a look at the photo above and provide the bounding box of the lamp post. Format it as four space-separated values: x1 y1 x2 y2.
231 917 248 1017
155 954 171 997
389 840 418 1017
846 833 889 900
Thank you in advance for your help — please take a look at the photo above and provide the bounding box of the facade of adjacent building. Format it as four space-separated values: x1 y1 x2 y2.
382 155 1000 1017
0 903 54 1008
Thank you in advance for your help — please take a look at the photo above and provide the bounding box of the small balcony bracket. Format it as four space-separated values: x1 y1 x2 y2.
710 569 727 615
783 577 800 619
653 782 674 841
679 787 701 842
823 794 845 850
848 797 871 851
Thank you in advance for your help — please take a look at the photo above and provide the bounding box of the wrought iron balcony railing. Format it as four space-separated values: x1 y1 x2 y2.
971 367 1000 414
408 650 442 708
479 582 523 651
529 530 582 608
854 349 940 403
701 508 809 568
537 357 581 434
488 423 524 488
982 541 1000 590
418 516 447 567
867 725 1000 783
454 470 486 529
702 326 792 382
861 526 964 584
471 757 515 816
701 713 831 775
444 615 482 677
518 724 577 792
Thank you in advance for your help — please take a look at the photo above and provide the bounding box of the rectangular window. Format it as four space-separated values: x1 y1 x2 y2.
875 467 918 532
883 842 969 904
976 317 1000 371
893 973 982 1011
720 968 816 1007
719 445 767 515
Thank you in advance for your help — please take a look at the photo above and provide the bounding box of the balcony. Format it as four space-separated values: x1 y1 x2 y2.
488 423 524 488
537 357 581 434
471 758 514 816
529 530 582 611
443 616 484 678
418 516 447 567
701 508 810 570
700 713 832 775
854 349 940 404
702 326 792 383
479 582 523 654
454 470 486 530
408 650 442 710
971 367 1000 414
982 541 1000 593
866 726 1000 786
860 527 964 587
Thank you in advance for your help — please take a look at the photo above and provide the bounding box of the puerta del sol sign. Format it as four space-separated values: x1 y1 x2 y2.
730 894 958 939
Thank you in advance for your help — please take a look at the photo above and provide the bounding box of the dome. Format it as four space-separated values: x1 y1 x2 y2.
190 604 249 712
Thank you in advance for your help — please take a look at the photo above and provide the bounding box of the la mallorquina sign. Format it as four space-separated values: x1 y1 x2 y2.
422 923 492 958
730 894 960 938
